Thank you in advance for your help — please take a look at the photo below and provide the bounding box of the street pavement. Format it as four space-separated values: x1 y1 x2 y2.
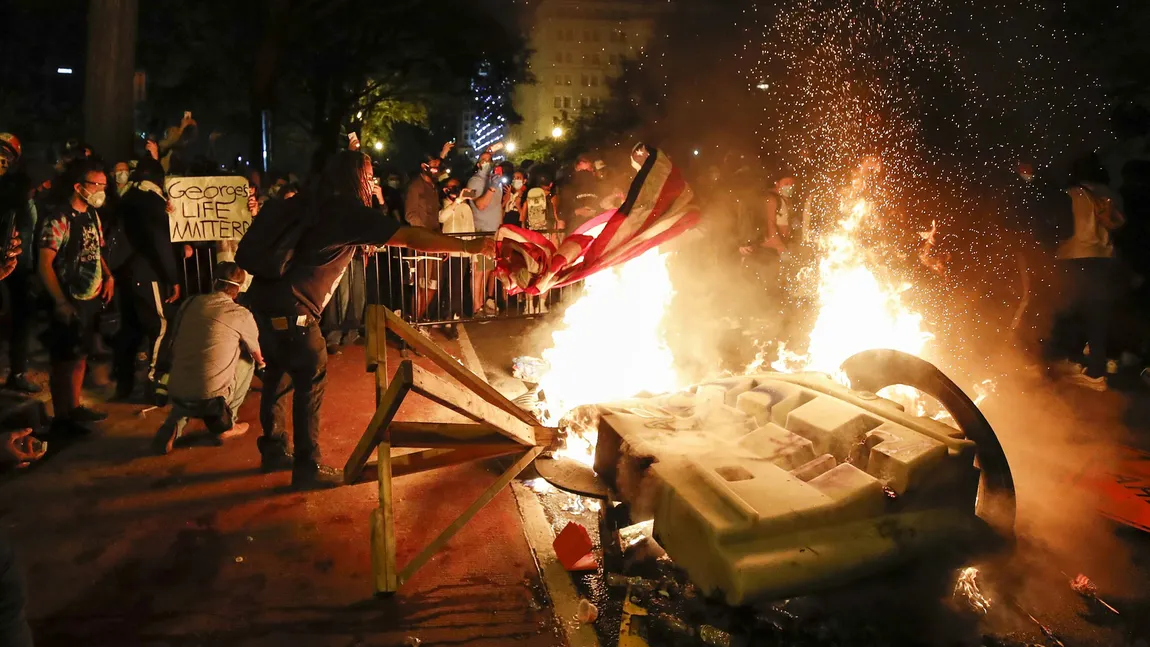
2 314 1150 646
0 335 562 647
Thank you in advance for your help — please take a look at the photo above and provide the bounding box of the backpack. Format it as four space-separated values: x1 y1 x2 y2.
235 198 309 279
526 187 548 230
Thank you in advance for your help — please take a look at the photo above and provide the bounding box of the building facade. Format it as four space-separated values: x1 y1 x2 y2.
511 0 664 144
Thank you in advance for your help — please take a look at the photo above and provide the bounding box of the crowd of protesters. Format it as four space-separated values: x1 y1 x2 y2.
0 115 645 487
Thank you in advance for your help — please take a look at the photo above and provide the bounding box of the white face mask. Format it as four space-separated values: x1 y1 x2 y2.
387 179 400 189
82 187 107 209
115 170 130 186
479 160 491 172
512 179 524 190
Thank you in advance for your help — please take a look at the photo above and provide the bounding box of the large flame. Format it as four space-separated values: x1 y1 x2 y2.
538 248 684 465
773 196 933 379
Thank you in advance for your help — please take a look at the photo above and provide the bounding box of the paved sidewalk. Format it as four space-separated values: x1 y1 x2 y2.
0 338 562 646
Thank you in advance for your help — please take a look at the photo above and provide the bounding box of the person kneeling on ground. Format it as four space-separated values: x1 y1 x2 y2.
153 262 264 454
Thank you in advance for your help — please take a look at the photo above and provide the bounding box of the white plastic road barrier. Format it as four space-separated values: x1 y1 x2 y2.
592 372 983 604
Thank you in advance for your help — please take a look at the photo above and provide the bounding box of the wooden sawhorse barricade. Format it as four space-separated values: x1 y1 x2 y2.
342 305 557 596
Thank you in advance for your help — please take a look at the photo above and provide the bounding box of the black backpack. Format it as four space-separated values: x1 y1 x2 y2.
235 198 310 279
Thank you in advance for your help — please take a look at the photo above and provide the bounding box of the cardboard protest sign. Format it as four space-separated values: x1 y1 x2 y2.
166 176 252 242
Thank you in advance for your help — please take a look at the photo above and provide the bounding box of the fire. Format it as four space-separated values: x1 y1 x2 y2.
772 196 933 381
954 566 993 614
539 248 684 466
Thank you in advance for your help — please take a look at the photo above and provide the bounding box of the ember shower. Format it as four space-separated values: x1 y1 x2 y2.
741 0 1109 373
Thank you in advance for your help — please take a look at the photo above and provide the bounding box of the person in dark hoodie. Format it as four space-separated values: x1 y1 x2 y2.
112 158 182 402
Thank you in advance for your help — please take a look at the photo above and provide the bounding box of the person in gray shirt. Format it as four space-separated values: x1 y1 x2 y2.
153 262 264 454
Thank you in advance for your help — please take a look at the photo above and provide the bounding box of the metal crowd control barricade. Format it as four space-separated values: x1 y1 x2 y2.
370 229 577 327
344 305 558 595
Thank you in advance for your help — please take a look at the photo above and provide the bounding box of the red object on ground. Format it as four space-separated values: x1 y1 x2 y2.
1082 446 1150 533
554 522 597 571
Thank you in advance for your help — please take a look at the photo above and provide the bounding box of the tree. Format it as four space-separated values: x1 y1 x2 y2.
135 0 528 170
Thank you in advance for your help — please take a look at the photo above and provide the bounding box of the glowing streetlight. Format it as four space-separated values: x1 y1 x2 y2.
506 141 518 153
56 67 73 75
373 141 384 151
356 111 363 120
693 149 700 156
551 126 564 139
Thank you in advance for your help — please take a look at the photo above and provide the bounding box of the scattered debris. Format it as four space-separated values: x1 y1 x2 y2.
699 624 732 647
512 356 550 383
619 520 654 549
527 477 554 494
576 598 599 623
137 405 159 418
562 494 586 514
404 637 422 647
553 522 597 571
1069 573 1120 615
234 556 244 563
954 566 992 614
1011 601 1065 647
607 573 657 592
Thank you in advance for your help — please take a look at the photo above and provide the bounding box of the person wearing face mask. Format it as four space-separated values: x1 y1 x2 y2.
405 155 447 321
380 172 404 222
438 178 476 328
559 154 601 233
245 151 495 488
112 158 183 402
112 161 132 197
467 150 503 316
37 161 115 434
503 169 528 226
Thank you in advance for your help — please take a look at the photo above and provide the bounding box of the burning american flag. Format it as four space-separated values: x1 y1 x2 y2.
494 144 702 295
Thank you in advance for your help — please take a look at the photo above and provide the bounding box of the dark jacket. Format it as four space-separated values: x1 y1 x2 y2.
118 186 181 285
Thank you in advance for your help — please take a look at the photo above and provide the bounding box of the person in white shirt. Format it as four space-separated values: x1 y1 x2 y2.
1045 154 1125 391
438 179 479 327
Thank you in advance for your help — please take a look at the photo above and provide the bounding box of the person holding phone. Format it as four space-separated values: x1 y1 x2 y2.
467 150 503 316
37 161 115 434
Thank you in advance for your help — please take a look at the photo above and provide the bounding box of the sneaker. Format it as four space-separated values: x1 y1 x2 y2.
5 374 41 394
153 424 181 455
291 462 343 490
70 406 108 423
1062 372 1108 392
210 422 250 446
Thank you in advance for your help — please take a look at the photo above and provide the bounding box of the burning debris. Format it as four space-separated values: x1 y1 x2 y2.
1069 573 1120 616
954 566 993 615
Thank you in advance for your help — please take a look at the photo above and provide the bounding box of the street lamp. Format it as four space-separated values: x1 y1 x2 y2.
551 126 564 139
506 141 518 153
373 141 384 151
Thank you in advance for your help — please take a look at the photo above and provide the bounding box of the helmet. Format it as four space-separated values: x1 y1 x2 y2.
0 133 21 162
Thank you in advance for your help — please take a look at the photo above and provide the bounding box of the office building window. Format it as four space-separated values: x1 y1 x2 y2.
583 30 591 41
565 52 573 64
565 28 574 40
581 97 590 107
592 30 600 42
609 54 618 65
554 74 562 85
554 96 562 108
581 74 589 87
555 52 563 64
564 75 572 86
590 75 599 87
563 96 572 108
591 53 601 65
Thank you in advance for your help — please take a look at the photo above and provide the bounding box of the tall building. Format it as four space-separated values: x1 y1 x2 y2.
511 0 665 145
463 61 513 154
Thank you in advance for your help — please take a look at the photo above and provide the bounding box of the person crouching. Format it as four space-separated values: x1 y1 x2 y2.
153 262 264 454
